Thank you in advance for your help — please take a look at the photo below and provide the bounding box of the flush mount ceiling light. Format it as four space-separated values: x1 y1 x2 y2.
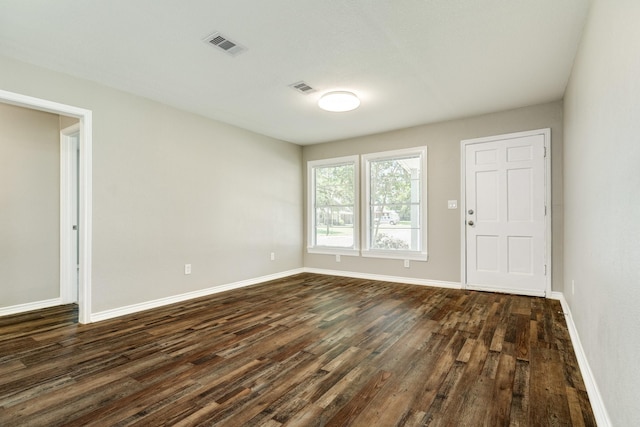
318 91 360 112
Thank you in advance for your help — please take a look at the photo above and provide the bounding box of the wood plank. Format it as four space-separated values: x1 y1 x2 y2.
486 351 516 426
0 273 595 426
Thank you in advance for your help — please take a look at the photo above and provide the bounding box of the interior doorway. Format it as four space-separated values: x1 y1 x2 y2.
0 89 93 323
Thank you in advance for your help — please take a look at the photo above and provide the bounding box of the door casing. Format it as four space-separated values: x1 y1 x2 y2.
460 128 552 297
60 124 80 305
0 89 93 323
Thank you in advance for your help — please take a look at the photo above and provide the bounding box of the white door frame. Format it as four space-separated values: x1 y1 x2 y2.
0 89 93 324
460 128 552 297
60 123 80 305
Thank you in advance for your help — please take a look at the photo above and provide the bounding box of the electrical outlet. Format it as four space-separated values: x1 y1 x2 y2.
448 200 458 209
336 254 341 262
184 264 191 275
404 259 410 268
270 252 275 261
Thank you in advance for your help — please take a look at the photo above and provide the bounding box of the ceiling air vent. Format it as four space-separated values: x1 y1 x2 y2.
289 81 317 95
204 32 246 57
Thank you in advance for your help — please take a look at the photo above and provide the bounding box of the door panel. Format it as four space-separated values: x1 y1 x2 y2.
476 170 498 221
476 236 499 271
464 132 547 296
507 236 533 274
507 168 533 221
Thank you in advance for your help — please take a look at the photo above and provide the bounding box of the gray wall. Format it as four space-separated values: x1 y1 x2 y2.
59 115 79 130
303 101 564 290
0 103 60 307
564 0 640 424
0 54 303 314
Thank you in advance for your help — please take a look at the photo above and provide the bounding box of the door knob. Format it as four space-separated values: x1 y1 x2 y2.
468 209 474 215
468 220 474 226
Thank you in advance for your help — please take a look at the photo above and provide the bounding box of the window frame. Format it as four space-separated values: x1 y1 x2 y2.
307 155 360 256
362 147 428 261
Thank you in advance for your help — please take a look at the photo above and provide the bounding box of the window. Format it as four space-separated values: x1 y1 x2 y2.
363 147 427 260
307 148 427 261
307 156 359 255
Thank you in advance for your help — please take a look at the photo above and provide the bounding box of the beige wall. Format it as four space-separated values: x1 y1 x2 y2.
0 55 303 314
0 103 60 307
59 115 79 130
564 0 640 424
303 101 564 290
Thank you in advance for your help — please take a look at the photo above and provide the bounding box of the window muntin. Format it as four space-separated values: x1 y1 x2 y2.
308 156 359 254
363 148 427 260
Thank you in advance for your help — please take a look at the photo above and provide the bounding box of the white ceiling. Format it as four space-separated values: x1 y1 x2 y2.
0 0 591 145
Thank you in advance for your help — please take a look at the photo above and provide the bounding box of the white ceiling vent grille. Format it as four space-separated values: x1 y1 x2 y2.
204 32 246 57
289 81 316 95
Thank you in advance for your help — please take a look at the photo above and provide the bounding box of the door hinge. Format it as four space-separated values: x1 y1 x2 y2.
544 147 547 157
544 205 547 216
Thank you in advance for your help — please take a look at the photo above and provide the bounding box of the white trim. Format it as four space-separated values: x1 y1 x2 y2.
0 89 93 324
0 298 63 317
543 129 552 297
78 112 93 324
60 124 80 304
307 248 360 256
307 155 360 254
361 250 428 261
91 268 463 323
460 139 467 289
550 292 612 427
302 267 462 290
460 128 552 297
90 268 305 322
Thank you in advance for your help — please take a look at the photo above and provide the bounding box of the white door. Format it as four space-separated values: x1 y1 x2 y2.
71 134 80 302
60 125 80 304
462 130 549 296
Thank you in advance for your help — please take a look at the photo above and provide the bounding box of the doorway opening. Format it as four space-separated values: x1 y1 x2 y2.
0 89 93 323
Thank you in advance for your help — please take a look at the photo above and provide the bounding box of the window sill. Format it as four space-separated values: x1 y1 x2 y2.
307 247 360 256
361 250 428 262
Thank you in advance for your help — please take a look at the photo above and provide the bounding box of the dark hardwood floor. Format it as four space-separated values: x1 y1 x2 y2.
0 273 595 426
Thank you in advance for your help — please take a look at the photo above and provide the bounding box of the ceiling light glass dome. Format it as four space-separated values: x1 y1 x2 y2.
318 91 360 112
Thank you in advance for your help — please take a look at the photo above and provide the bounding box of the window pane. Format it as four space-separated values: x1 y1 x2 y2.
370 156 421 206
368 154 422 252
315 207 354 247
312 162 356 248
315 164 354 206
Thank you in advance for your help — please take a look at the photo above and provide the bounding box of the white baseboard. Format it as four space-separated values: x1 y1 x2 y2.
550 292 611 427
90 268 460 323
0 298 64 317
302 267 462 290
90 268 305 322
